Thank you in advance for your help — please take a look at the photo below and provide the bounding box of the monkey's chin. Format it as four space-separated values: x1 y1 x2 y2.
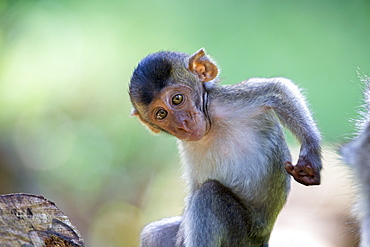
176 129 206 142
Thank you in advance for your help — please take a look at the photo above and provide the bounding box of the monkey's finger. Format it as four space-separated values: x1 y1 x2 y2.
302 164 316 176
284 161 294 173
294 174 320 186
296 164 320 184
284 162 302 178
301 175 320 186
295 172 321 186
284 161 306 176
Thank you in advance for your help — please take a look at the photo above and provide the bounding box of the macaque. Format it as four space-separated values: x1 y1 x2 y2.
342 75 370 247
129 49 322 246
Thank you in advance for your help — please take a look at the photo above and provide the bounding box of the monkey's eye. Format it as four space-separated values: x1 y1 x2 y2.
156 109 168 120
172 94 183 105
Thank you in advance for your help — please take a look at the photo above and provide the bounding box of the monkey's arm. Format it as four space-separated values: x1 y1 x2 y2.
253 78 322 185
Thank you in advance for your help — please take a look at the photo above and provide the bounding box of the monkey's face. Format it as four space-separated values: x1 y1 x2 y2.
146 84 209 141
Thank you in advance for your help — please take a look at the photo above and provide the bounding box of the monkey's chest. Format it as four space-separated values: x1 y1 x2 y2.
179 131 287 203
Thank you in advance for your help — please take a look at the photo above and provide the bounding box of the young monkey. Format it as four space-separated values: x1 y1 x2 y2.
129 49 322 247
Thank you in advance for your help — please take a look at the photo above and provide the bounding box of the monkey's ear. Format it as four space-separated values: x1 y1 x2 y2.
188 49 218 82
131 108 161 134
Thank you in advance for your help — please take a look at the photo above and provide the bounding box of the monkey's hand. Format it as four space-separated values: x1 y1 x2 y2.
284 158 321 186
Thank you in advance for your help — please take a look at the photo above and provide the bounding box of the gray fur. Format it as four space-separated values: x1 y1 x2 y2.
342 75 370 247
141 217 181 247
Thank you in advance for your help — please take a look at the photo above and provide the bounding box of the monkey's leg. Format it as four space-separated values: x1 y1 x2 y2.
140 216 181 247
181 180 269 247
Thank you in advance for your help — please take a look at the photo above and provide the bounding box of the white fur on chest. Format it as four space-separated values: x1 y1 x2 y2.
178 104 272 200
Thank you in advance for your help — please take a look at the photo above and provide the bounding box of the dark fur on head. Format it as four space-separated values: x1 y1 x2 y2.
129 51 189 110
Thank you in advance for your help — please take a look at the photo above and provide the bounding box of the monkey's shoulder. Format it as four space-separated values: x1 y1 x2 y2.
207 99 265 124
207 91 274 125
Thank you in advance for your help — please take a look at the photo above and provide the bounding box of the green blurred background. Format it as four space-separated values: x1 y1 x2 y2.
0 0 369 246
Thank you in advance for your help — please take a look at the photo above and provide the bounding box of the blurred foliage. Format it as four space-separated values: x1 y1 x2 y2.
0 0 369 246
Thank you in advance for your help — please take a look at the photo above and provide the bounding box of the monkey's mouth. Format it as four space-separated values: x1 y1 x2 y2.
174 125 206 142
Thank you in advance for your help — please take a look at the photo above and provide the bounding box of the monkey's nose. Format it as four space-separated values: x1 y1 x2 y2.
176 119 192 132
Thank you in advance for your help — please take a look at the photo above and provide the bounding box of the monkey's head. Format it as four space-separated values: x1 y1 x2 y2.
129 49 218 141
